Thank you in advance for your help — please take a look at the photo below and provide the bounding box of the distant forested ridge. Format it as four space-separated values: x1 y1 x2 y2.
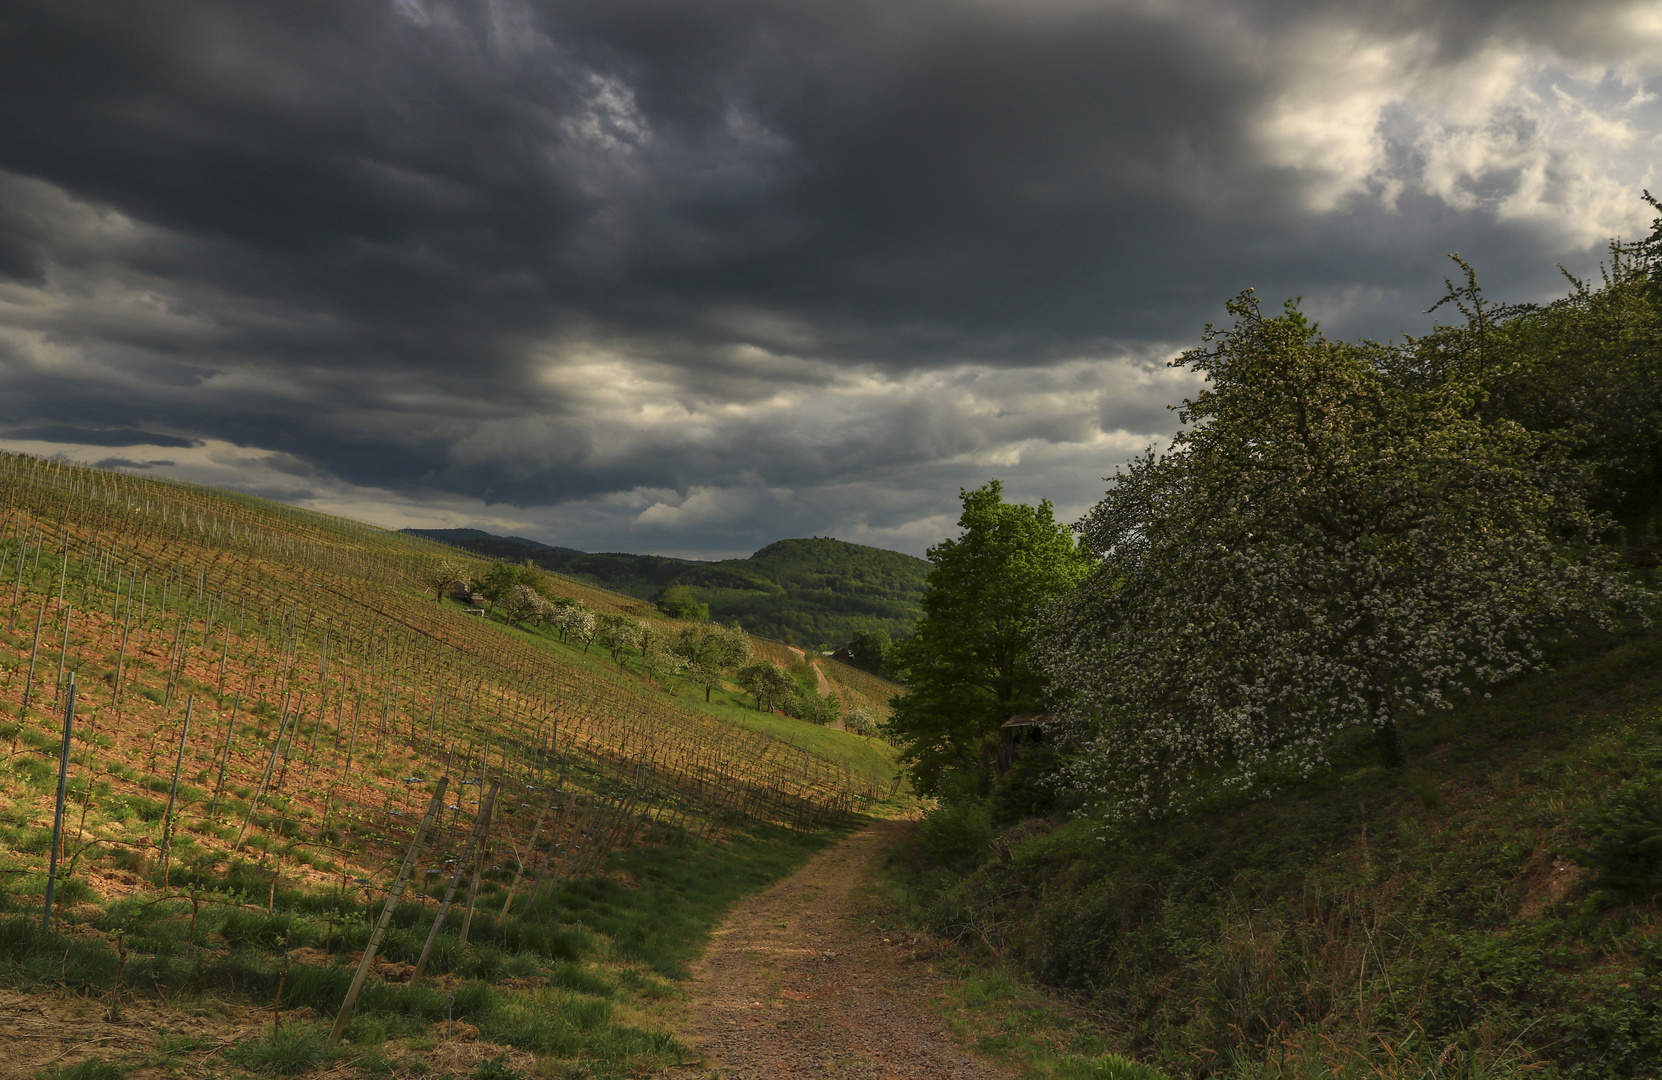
400 527 587 558
399 530 929 645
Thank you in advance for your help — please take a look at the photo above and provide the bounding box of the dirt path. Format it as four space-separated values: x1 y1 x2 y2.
786 646 838 719
660 820 1015 1080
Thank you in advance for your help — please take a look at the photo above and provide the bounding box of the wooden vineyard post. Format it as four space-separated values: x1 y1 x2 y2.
274 692 306 792
42 673 75 932
524 784 569 913
19 601 44 722
499 792 553 917
208 695 240 818
162 615 184 705
160 695 194 888
328 776 447 1046
51 605 71 706
216 625 230 699
6 531 24 632
409 779 500 988
457 795 497 948
113 611 130 702
235 695 295 851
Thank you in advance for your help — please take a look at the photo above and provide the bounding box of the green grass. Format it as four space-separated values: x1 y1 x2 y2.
889 630 1662 1079
692 691 898 781
225 1022 335 1075
546 821 852 977
441 594 902 786
0 815 851 1077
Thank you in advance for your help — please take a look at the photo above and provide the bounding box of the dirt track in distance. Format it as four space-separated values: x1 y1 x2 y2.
658 819 1015 1080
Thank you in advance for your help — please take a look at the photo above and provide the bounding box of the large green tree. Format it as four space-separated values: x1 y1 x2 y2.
845 628 891 675
887 481 1088 796
737 660 794 711
673 622 751 700
475 560 518 612
1038 291 1642 823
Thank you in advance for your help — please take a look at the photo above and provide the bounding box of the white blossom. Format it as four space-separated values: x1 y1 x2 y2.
1038 291 1645 824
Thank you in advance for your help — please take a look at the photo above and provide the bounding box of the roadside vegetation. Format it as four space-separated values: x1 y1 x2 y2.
882 196 1662 1078
0 811 842 1078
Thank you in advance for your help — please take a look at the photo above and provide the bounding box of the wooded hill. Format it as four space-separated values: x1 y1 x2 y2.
401 529 929 646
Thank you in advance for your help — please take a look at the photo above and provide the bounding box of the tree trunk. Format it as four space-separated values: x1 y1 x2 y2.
1374 718 1408 769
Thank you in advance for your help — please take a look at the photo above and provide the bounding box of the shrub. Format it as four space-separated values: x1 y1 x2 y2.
1581 782 1662 901
844 706 881 737
915 800 993 872
786 687 840 725
991 743 1073 826
655 585 709 621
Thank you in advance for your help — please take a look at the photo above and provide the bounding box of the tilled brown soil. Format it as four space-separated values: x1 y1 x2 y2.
0 984 262 1080
659 819 1015 1080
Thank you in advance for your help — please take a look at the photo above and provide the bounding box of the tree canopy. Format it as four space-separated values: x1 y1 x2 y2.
886 481 1088 796
497 583 547 627
475 560 519 612
1038 287 1645 822
737 660 795 712
845 628 891 675
673 622 752 701
417 558 466 602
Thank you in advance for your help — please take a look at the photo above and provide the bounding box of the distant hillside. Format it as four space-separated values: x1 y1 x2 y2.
401 529 929 645
401 526 586 557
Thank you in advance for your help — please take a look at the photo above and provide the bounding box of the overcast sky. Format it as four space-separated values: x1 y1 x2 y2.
1 0 1659 558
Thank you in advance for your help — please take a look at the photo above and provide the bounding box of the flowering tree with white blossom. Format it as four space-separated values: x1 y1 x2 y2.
498 582 548 627
546 602 597 652
1038 290 1644 822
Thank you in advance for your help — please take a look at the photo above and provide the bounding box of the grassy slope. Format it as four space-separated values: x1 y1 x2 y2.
692 693 898 780
901 631 1662 1080
1 817 846 1079
746 632 907 727
816 656 905 722
440 594 902 787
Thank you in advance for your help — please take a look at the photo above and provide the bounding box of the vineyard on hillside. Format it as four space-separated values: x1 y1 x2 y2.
0 453 890 963
742 637 904 726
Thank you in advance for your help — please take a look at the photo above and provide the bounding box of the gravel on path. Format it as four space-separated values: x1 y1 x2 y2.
658 819 1016 1080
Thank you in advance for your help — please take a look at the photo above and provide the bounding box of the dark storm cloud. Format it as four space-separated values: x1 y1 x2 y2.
0 0 1656 553
0 425 199 448
92 458 174 470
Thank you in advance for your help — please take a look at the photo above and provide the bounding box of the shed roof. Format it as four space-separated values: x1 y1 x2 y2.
1001 713 1057 729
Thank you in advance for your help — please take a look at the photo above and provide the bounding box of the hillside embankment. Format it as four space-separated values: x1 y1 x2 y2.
894 631 1662 1079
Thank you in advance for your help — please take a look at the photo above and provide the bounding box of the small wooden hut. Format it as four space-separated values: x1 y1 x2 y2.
998 713 1058 774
